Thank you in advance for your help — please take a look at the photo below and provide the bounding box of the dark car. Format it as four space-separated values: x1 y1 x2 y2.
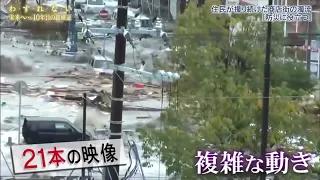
22 117 91 144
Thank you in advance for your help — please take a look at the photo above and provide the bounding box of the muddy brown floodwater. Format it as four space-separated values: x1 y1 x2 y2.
0 55 32 74
0 36 170 178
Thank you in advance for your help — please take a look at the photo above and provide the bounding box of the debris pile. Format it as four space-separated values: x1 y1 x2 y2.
1 68 167 112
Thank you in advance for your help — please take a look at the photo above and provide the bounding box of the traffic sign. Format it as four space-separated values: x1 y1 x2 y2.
99 9 109 20
13 80 28 95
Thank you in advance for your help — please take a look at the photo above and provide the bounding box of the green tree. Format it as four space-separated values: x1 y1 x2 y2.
138 2 319 180
271 61 316 92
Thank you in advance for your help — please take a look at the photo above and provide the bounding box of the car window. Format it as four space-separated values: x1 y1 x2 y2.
87 0 103 5
37 122 55 132
54 122 75 133
93 60 106 68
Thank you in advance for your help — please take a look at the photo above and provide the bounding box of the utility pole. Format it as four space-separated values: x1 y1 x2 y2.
260 0 272 179
21 0 26 14
306 21 312 71
197 0 205 7
65 0 78 54
180 0 186 14
18 81 22 144
81 93 87 178
87 3 179 180
103 0 128 179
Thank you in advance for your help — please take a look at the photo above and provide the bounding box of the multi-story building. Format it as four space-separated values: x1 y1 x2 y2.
239 0 320 61
279 0 319 62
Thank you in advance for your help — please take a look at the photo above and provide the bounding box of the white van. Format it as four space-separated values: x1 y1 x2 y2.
81 0 105 13
103 0 118 12
87 55 113 74
128 14 155 29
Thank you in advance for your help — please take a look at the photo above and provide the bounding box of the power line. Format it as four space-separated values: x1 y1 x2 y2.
2 17 316 180
102 64 316 100
124 40 317 101
96 42 166 179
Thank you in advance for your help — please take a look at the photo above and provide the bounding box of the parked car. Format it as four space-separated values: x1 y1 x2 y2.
22 117 92 144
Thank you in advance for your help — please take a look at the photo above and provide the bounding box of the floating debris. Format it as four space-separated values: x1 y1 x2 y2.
1 67 167 112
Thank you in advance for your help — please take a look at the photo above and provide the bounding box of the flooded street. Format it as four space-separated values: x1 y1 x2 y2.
1 0 320 179
0 96 168 178
0 34 169 178
1 0 171 176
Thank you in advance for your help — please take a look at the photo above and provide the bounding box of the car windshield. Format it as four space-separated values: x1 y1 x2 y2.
87 0 103 5
93 60 107 68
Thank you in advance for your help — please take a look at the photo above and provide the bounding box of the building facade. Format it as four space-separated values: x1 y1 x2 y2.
280 0 320 36
239 0 320 61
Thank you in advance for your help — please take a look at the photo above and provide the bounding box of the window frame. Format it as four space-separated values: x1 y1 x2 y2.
54 122 76 133
37 121 55 132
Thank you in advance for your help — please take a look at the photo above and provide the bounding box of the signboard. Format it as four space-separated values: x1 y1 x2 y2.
11 139 126 174
310 48 320 78
238 1 320 37
78 31 84 40
99 9 109 20
13 80 27 95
